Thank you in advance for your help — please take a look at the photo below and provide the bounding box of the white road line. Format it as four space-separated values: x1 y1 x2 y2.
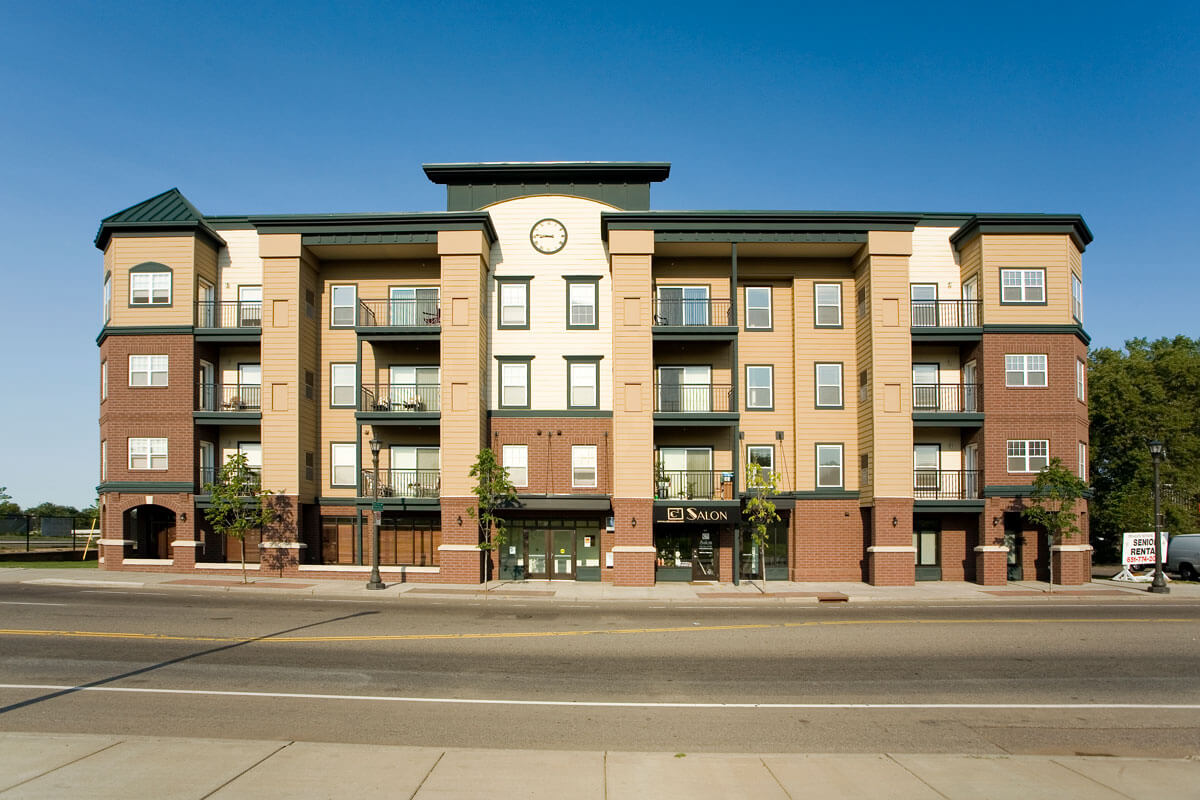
1 684 1197 711
0 601 68 607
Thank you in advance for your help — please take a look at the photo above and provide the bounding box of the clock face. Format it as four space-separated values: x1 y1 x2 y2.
530 218 567 254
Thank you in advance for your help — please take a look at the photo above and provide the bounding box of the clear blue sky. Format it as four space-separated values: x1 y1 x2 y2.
0 1 1196 508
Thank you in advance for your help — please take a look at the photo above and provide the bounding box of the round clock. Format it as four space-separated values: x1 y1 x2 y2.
529 218 567 254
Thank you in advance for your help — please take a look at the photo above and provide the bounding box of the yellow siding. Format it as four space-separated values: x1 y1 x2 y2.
260 247 302 496
612 245 654 499
978 234 1075 325
439 240 488 497
107 235 197 327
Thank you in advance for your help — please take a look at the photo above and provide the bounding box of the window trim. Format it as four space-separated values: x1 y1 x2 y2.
1071 273 1083 323
815 362 844 409
747 445 774 477
813 282 843 328
100 360 107 401
571 444 598 489
744 285 773 331
330 442 357 488
502 444 529 488
815 443 844 489
103 272 112 323
100 440 107 482
1006 439 1050 473
128 263 173 307
1076 358 1086 402
1078 441 1088 481
999 268 1047 305
128 354 169 388
745 364 774 411
564 276 600 330
1004 354 1048 388
330 363 356 408
330 284 358 328
128 437 168 471
496 277 531 330
565 356 602 410
496 356 533 409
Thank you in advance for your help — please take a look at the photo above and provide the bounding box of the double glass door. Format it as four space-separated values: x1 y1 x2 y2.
525 529 575 580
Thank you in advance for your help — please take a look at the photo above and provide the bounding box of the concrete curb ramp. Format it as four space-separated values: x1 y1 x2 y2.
1 732 1197 799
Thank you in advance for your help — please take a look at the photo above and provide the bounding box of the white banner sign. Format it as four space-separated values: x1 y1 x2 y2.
1122 531 1168 566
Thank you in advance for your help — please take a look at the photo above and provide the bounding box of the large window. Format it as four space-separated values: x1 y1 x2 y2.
331 285 357 327
747 445 774 476
389 286 439 326
1007 439 1049 473
503 445 528 488
330 363 356 407
499 360 530 408
1076 358 1086 401
1000 269 1045 303
330 443 356 487
746 365 773 410
816 444 843 488
129 437 167 470
567 359 599 409
566 279 598 329
814 283 842 327
656 285 710 326
1005 354 1047 387
745 286 772 329
129 355 168 387
657 447 713 499
657 365 711 412
1071 274 1083 322
572 445 597 488
914 444 941 492
815 363 843 408
498 280 529 329
130 270 171 305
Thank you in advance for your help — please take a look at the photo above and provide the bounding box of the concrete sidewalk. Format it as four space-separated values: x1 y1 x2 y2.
0 731 1196 799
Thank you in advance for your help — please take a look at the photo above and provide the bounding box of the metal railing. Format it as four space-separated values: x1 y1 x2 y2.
199 383 261 411
652 298 733 327
0 515 96 553
199 466 262 491
914 469 980 500
912 383 981 413
361 384 441 412
911 299 981 328
362 469 441 498
196 300 263 328
357 299 442 328
653 469 732 501
654 384 735 413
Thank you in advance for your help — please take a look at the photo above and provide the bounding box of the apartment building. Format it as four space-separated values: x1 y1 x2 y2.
95 161 1093 586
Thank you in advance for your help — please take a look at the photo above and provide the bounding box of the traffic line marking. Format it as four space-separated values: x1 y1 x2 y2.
1 683 1198 711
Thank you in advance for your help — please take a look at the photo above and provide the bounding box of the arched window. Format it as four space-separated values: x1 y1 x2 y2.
128 262 173 306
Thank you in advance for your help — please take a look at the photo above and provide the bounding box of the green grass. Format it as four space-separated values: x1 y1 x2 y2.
0 559 99 569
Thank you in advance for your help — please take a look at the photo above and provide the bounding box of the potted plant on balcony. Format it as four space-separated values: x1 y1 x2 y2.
654 462 671 499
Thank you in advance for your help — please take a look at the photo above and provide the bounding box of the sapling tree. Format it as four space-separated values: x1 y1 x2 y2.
467 448 518 590
203 452 277 583
743 462 781 592
1024 457 1088 591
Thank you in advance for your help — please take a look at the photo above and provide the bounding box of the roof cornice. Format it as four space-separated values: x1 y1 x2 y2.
423 161 671 185
949 214 1093 251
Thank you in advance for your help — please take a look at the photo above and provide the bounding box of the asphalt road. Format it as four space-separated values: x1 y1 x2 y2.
1 582 1198 756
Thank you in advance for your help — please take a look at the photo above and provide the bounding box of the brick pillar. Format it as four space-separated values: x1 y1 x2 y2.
439 496 482 584
974 546 1008 585
612 498 653 586
718 526 734 582
1052 545 1092 585
867 498 915 586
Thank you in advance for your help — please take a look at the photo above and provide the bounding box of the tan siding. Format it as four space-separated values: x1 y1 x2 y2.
439 242 487 497
260 248 302 495
909 227 960 298
863 239 914 499
612 247 654 498
979 234 1074 325
108 235 197 327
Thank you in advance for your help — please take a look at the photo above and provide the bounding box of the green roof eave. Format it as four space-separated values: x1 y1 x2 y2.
949 214 1093 252
601 210 922 239
423 161 671 185
94 219 226 251
247 211 498 244
95 187 225 251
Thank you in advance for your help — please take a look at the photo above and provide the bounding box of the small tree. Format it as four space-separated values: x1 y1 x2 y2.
1024 457 1089 590
203 452 278 583
467 448 518 589
743 462 781 592
0 486 18 516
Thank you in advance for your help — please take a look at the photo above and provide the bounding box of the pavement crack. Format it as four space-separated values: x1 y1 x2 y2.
1051 757 1138 799
760 756 794 800
885 753 951 799
199 740 293 799
0 737 124 794
407 750 444 800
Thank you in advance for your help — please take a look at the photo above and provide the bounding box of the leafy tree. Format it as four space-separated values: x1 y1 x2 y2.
1089 336 1200 560
467 448 518 587
1024 458 1089 589
202 452 278 583
0 486 18 516
23 502 82 518
743 463 781 591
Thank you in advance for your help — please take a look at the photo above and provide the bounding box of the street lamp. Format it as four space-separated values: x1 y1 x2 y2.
367 437 384 590
1148 440 1169 594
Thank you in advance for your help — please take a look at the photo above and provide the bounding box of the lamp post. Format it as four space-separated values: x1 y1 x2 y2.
367 437 384 590
1148 440 1169 594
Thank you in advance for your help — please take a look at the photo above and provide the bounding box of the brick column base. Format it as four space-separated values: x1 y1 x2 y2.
974 545 1008 585
868 547 915 586
612 498 653 587
1052 545 1092 585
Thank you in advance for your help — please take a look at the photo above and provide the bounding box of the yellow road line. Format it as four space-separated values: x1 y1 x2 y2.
0 617 1192 645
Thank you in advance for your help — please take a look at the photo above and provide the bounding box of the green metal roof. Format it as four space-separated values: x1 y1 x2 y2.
423 161 671 184
94 188 225 250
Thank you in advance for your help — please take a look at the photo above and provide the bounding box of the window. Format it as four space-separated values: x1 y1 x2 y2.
912 363 940 409
103 273 111 323
129 355 168 387
100 440 107 481
389 286 439 326
745 286 772 329
100 361 107 401
305 451 314 482
814 283 842 327
499 360 530 408
390 446 440 497
129 437 167 470
130 270 171 305
331 443 356 487
656 285 710 326
746 365 773 410
1007 439 1049 473
330 363 356 407
815 363 843 408
566 279 598 329
816 444 843 488
1076 359 1086 401
304 370 315 401
914 444 941 492
1005 354 1047 387
856 286 867 319
498 280 529 328
910 283 938 326
305 289 316 320
503 445 528 488
331 285 357 327
858 370 869 403
1071 274 1083 322
657 365 711 412
1078 441 1088 480
747 445 774 476
572 445 597 488
859 453 869 486
1000 269 1045 303
567 359 599 409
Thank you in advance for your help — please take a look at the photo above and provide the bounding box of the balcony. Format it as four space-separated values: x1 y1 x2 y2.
910 300 982 341
195 301 262 343
195 383 262 424
199 465 261 493
362 469 440 499
914 470 980 501
653 383 737 425
356 299 441 340
356 384 441 425
654 470 734 501
912 383 983 426
652 298 736 339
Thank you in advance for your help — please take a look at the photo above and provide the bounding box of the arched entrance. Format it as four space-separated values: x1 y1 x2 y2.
123 505 176 559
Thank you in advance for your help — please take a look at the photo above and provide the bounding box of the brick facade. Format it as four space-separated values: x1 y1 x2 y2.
489 417 613 495
791 500 866 581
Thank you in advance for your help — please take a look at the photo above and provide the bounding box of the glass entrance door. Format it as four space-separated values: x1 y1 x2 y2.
913 519 941 581
692 529 718 581
550 530 574 580
523 529 575 579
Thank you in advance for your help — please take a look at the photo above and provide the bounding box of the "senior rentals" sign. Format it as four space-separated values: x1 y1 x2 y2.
1122 531 1169 566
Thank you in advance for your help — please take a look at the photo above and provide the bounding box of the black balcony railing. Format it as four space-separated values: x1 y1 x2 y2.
357 299 442 328
360 384 441 412
199 465 262 492
911 299 981 328
914 469 980 500
198 383 261 411
654 384 735 413
196 300 263 328
912 383 981 413
653 469 732 501
652 298 733 327
362 469 440 498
